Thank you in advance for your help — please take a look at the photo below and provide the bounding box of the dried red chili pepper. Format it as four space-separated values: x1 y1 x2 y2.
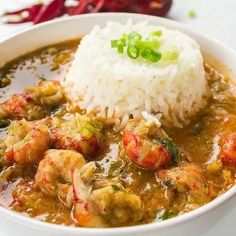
131 0 173 16
2 3 43 24
33 0 66 24
101 0 173 16
66 0 104 15
1 0 173 25
66 0 172 16
101 0 137 12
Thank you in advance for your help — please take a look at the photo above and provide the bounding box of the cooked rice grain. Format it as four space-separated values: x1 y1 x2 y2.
64 20 209 128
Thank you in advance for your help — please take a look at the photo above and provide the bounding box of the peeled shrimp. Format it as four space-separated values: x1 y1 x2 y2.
90 185 143 226
0 80 64 121
158 164 209 202
122 118 178 170
72 164 105 227
35 149 86 196
0 93 32 120
4 119 51 164
37 151 143 228
72 163 143 227
220 133 236 165
27 80 64 107
50 114 103 158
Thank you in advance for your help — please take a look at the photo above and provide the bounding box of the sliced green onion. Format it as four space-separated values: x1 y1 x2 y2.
111 31 164 63
120 38 126 46
127 45 140 59
122 33 128 41
162 47 180 61
188 10 197 19
165 51 179 61
117 45 124 54
146 30 162 41
152 30 162 37
111 39 126 54
128 32 142 42
111 40 118 48
111 184 121 191
141 48 162 62
137 41 160 50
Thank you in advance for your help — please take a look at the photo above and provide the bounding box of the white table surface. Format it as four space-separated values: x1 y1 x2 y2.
0 1 236 235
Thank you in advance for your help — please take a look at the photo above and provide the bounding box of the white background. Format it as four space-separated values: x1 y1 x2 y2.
0 0 236 235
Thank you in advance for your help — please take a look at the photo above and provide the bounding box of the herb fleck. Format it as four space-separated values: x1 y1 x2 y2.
159 138 179 163
111 184 121 191
188 10 197 19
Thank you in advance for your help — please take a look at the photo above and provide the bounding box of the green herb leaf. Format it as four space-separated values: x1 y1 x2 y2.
108 161 123 176
188 10 197 19
155 209 178 222
163 180 173 187
159 138 179 163
95 162 102 172
111 184 121 191
0 119 10 128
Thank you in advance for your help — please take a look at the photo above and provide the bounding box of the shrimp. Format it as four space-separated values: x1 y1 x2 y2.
36 151 104 227
0 80 64 121
220 133 236 165
4 119 51 165
90 185 143 226
122 117 179 170
0 93 34 120
72 163 143 227
50 114 103 158
27 80 65 108
157 164 209 202
72 164 106 227
35 149 86 196
37 151 142 228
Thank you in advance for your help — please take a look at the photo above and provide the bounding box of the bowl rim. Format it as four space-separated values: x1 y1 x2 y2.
0 12 236 234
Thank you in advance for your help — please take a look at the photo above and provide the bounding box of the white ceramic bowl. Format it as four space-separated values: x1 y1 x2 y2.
0 13 236 236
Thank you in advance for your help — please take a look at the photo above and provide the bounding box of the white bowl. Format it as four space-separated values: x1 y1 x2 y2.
0 13 236 236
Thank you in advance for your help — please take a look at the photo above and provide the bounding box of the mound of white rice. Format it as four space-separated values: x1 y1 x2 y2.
64 20 209 128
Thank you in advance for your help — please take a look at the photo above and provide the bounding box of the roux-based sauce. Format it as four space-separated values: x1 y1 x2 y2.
0 40 236 227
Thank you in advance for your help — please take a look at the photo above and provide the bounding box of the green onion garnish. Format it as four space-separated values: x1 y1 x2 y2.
152 30 162 37
128 32 142 42
188 10 197 19
136 41 160 50
117 45 124 54
162 47 180 61
111 39 126 54
127 45 140 59
111 30 167 63
111 40 118 48
141 48 162 63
